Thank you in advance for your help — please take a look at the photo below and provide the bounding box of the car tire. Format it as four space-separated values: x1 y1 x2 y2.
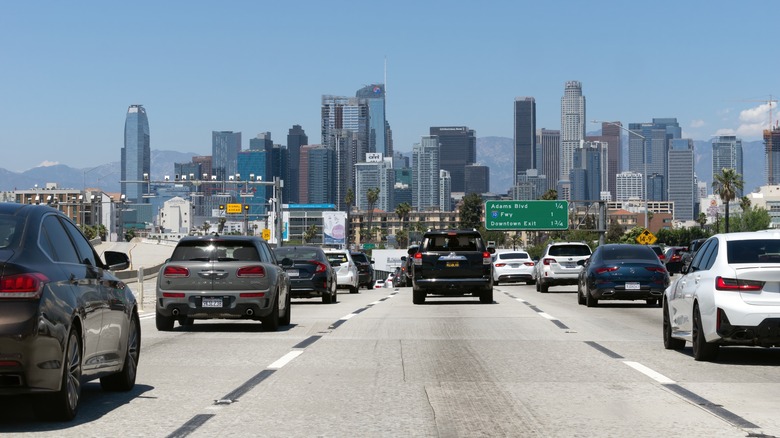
280 290 291 326
663 301 686 350
540 280 549 293
262 292 280 332
179 317 194 327
577 284 586 305
36 327 82 421
349 285 358 294
480 288 493 304
535 280 540 292
322 291 333 304
585 287 598 307
101 313 140 391
692 305 719 361
156 311 175 331
413 289 426 304
494 279 500 286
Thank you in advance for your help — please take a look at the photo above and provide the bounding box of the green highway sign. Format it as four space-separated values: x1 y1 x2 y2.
362 243 375 249
484 200 569 231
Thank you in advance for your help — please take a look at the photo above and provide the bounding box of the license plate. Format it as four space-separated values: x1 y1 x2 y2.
625 282 640 290
202 297 223 308
446 262 459 268
509 264 520 268
287 269 299 277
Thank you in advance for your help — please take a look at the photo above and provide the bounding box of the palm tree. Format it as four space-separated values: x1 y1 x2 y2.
395 202 411 235
712 168 744 233
697 212 707 229
365 188 380 241
739 196 751 213
303 224 318 243
345 188 355 245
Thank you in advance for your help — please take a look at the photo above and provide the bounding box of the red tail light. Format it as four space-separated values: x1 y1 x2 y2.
715 276 764 291
163 266 190 277
495 263 506 267
0 273 48 299
670 254 681 262
239 292 265 298
162 292 185 298
524 262 535 267
414 252 422 259
237 266 266 277
543 258 556 266
595 266 619 274
645 266 667 273
483 252 492 265
312 261 327 273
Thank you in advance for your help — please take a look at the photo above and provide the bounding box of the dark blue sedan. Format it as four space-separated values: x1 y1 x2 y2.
577 244 670 307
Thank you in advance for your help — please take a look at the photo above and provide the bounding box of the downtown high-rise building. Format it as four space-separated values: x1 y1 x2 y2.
412 136 441 212
355 157 395 212
570 141 607 203
122 104 150 204
628 118 680 202
616 171 643 201
560 81 586 200
537 129 560 193
514 97 536 184
301 145 335 205
763 127 780 186
356 84 390 157
668 138 695 220
212 131 242 183
464 165 490 195
429 126 476 193
712 135 744 198
439 170 452 212
586 121 621 201
286 125 308 204
322 95 367 211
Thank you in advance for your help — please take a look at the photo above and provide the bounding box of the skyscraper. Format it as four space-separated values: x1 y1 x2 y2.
514 97 536 184
537 129 560 192
586 122 621 201
356 84 389 157
439 170 452 212
412 136 440 212
763 127 780 185
121 104 150 204
628 118 680 202
464 165 490 195
668 138 695 220
570 141 606 203
712 135 744 197
305 145 335 205
429 126 476 193
212 131 242 183
321 95 367 210
560 81 586 200
286 125 308 204
355 158 395 212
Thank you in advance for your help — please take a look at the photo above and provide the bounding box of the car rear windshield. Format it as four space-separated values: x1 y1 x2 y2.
351 253 369 263
727 239 780 264
548 245 591 257
326 252 349 265
498 253 529 260
601 246 657 261
275 247 322 261
424 234 482 251
171 241 260 262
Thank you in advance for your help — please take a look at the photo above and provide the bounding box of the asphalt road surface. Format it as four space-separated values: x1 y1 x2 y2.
2 279 780 437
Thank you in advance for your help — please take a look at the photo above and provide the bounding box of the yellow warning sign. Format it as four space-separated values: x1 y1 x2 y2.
226 203 243 214
262 229 271 240
636 229 657 245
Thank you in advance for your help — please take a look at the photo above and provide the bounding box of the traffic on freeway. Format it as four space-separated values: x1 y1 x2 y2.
1 238 780 437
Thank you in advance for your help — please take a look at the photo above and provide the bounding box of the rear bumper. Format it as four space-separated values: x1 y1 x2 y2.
414 277 492 292
156 291 275 319
590 286 664 300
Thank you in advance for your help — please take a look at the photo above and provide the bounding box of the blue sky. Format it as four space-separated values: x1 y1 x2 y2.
1 1 778 172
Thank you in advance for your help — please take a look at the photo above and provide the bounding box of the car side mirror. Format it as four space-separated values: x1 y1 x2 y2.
104 251 130 271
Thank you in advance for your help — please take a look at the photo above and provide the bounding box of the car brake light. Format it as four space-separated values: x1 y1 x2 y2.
414 252 422 266
312 261 327 273
483 252 491 265
524 262 535 267
162 292 185 298
670 254 681 262
595 266 619 274
0 273 48 299
164 266 190 277
645 266 667 273
239 292 265 298
543 258 556 266
495 263 506 267
715 276 764 291
237 266 266 277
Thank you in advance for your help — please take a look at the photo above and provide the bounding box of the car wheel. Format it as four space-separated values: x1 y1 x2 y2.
280 290 291 325
37 327 82 421
262 292 280 332
156 311 174 331
494 280 500 286
331 281 338 303
585 286 598 307
413 288 426 304
480 288 493 304
692 305 719 361
646 299 660 307
179 317 194 327
101 313 140 391
540 280 549 293
535 280 540 292
322 289 333 304
663 300 686 350
577 283 585 305
349 285 358 294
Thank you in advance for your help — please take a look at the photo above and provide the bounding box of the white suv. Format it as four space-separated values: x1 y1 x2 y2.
535 242 592 293
324 249 360 294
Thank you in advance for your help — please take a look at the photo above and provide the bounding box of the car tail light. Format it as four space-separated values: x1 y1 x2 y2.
670 254 681 262
483 252 492 265
163 266 190 277
715 276 764 291
495 263 506 267
645 266 667 273
162 292 185 298
312 261 327 273
543 258 556 266
595 266 619 274
658 254 665 261
239 292 265 298
0 273 48 299
237 266 266 277
414 252 422 265
524 262 535 267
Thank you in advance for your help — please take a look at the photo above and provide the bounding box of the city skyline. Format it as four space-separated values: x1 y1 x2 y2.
2 2 778 173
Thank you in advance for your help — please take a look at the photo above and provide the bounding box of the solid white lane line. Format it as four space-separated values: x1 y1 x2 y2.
623 361 676 384
268 351 303 370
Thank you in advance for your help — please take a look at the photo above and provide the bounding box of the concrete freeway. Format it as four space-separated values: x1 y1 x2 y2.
1 241 779 437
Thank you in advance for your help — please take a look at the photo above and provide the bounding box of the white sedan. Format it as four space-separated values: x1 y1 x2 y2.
663 231 780 361
492 251 536 285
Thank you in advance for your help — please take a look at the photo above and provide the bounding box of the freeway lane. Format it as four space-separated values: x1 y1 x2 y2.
2 283 780 437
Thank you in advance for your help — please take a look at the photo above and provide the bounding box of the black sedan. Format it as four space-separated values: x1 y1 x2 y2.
0 203 140 421
274 246 337 303
577 244 670 307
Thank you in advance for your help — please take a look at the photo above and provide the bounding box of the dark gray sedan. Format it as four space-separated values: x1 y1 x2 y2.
0 204 139 421
156 235 291 331
273 246 337 304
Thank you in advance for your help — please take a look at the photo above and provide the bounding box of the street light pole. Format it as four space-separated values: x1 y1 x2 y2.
591 120 648 230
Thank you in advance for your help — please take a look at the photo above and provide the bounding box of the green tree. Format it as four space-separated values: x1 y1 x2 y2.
739 196 751 212
365 188 380 241
217 217 227 233
459 193 483 230
697 212 707 229
303 224 318 243
606 219 625 243
509 233 523 250
739 207 771 231
345 188 355 245
395 202 411 230
541 189 558 200
202 222 211 234
712 167 744 233
396 229 409 248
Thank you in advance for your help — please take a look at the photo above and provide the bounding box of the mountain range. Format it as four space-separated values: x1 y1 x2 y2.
0 138 765 198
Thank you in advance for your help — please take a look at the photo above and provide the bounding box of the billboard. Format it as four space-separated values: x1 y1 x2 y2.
322 211 347 246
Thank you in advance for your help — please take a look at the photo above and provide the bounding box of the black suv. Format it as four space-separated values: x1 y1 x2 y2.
350 251 374 289
398 245 418 288
411 230 495 304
